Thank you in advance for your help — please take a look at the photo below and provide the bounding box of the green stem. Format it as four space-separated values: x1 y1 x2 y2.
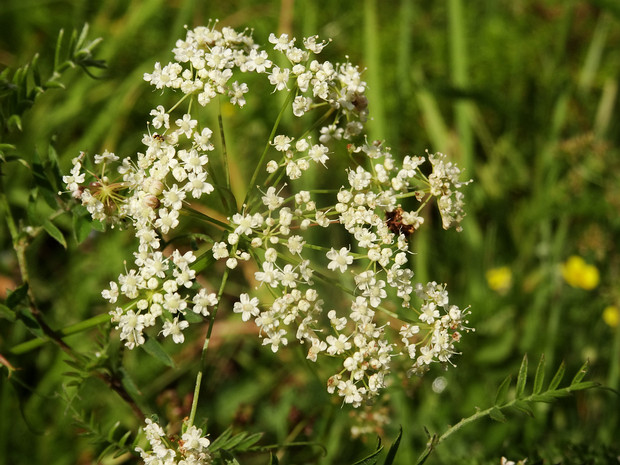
182 204 232 230
243 89 295 207
10 313 112 354
217 98 231 193
188 267 230 427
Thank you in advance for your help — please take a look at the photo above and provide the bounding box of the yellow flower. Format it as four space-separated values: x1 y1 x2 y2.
561 255 599 290
486 266 512 294
603 306 619 328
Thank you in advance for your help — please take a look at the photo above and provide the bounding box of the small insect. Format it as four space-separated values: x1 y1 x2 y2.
385 207 415 237
153 133 165 142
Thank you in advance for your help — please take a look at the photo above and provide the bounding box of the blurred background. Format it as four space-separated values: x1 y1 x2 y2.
1 0 619 464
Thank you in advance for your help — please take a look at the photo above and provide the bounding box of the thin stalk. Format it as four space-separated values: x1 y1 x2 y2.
364 0 386 141
243 89 295 207
217 98 231 193
10 313 112 355
188 267 231 427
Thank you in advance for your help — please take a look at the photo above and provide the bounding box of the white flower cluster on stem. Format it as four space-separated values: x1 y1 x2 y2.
136 419 212 465
64 20 472 409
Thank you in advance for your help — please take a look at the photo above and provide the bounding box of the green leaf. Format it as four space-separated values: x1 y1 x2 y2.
91 220 106 232
54 28 65 70
489 407 507 423
567 381 598 392
530 392 561 403
73 211 94 244
119 367 142 400
209 426 233 452
219 449 240 465
8 114 22 132
43 219 67 248
106 421 121 442
220 432 249 451
234 432 263 451
269 452 280 465
352 438 383 465
6 283 29 309
15 307 44 338
141 337 175 368
533 354 546 395
511 400 534 417
0 303 16 322
118 429 132 446
571 360 589 385
383 426 402 465
548 361 565 391
516 354 528 397
97 444 116 463
494 375 512 405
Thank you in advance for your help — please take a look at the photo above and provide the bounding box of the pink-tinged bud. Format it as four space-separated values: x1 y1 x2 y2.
144 195 160 209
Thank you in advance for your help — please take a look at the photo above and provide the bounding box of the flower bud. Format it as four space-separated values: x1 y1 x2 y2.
144 194 160 209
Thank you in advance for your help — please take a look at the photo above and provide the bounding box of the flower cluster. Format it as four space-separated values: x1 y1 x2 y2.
64 21 472 407
136 419 212 465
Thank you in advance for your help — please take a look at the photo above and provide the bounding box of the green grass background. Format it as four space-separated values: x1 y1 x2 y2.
1 0 619 464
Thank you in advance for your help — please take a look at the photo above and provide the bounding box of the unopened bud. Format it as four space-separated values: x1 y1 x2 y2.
144 194 160 209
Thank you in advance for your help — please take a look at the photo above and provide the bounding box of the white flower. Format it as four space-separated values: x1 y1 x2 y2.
212 242 228 259
149 105 170 129
233 293 260 322
161 317 189 343
326 247 354 273
268 66 290 91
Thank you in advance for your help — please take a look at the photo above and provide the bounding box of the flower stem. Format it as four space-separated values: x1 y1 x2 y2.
187 267 230 427
243 88 295 207
217 97 231 193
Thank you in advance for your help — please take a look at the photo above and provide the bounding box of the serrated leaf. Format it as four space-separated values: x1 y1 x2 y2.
43 219 67 248
489 407 507 423
533 354 546 395
511 400 534 417
548 361 565 391
494 375 512 406
383 426 402 465
141 337 175 368
516 354 528 397
571 360 589 385
6 283 29 309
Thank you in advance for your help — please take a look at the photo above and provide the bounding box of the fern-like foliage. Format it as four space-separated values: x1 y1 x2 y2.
415 354 599 465
0 23 105 142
